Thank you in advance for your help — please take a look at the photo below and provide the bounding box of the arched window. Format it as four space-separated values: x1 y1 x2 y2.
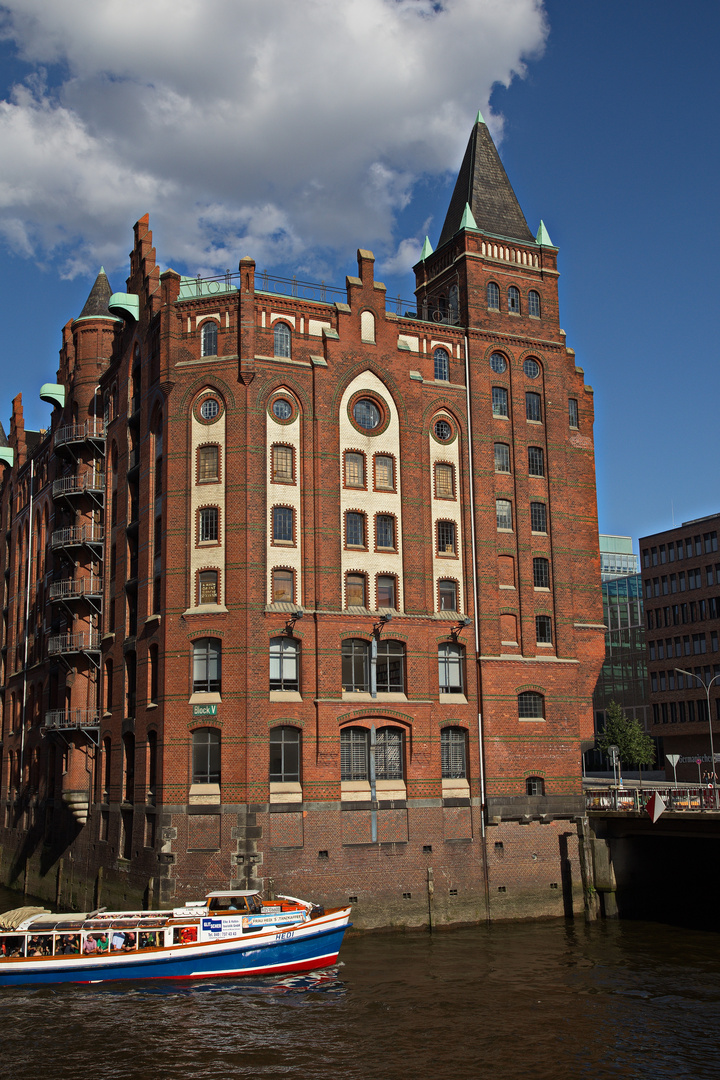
147 730 157 802
125 651 136 717
192 728 221 784
526 775 545 795
271 568 294 603
149 645 159 703
102 737 111 802
518 692 545 719
199 570 219 605
433 348 450 381
274 322 291 358
193 638 221 693
494 443 510 474
438 579 458 611
201 321 218 357
528 290 541 318
536 615 553 644
122 732 135 803
508 286 521 313
533 557 550 589
345 572 367 608
528 446 544 476
448 285 459 323
376 640 405 693
526 392 542 422
269 726 301 782
360 310 375 343
438 643 464 694
341 638 369 692
441 728 467 778
269 637 300 691
487 282 500 310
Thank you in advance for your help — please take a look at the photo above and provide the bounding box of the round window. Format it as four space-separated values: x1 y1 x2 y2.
523 358 540 379
490 352 507 374
200 398 220 420
353 399 381 431
272 398 293 421
434 419 452 442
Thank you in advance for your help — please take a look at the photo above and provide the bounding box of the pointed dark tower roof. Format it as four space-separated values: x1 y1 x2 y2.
437 111 534 248
0 421 7 448
77 267 114 319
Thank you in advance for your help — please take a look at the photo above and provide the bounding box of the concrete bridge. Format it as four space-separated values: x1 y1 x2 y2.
583 784 720 928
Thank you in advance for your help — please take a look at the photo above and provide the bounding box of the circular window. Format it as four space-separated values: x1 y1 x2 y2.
200 398 219 420
523 358 540 379
434 419 452 442
490 352 507 374
353 399 381 430
272 398 293 421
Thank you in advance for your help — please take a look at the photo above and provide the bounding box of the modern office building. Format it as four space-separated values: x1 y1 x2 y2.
0 114 604 924
640 515 720 780
599 535 639 582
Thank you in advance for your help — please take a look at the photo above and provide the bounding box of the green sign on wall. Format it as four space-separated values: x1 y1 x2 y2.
193 703 218 717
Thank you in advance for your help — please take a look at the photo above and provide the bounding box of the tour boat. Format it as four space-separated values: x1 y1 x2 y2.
0 890 351 987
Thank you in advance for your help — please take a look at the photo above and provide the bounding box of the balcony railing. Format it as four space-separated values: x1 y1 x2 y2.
52 473 106 498
45 709 100 730
48 630 101 655
585 785 720 813
49 577 103 601
51 524 105 549
54 420 106 449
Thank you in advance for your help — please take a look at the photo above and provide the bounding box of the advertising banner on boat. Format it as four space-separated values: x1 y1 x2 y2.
201 917 245 939
243 912 307 930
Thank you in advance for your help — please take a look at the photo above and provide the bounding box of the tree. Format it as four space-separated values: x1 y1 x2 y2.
596 700 655 770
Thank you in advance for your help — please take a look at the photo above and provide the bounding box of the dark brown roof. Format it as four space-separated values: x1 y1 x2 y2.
438 117 534 248
78 268 114 319
0 421 7 448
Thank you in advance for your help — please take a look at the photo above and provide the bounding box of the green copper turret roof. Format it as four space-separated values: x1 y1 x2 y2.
459 202 478 230
535 220 554 246
420 236 434 260
438 114 534 248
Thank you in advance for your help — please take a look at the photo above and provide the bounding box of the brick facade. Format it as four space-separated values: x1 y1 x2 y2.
0 117 604 923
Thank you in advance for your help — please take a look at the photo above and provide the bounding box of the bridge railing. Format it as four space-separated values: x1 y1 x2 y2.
585 786 717 812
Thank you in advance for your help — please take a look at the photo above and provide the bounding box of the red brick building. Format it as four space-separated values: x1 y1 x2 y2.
640 515 720 781
0 115 604 924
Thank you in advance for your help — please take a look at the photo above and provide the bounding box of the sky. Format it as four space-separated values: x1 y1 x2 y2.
0 0 718 547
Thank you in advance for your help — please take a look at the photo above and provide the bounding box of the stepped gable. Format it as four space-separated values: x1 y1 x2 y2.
438 112 535 247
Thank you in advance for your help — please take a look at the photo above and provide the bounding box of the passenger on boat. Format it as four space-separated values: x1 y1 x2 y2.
59 935 80 955
139 931 160 949
111 931 126 951
122 933 136 952
84 935 98 955
27 936 44 956
96 934 109 953
1 936 24 957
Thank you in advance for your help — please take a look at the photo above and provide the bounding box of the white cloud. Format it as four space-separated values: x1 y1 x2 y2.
0 0 547 279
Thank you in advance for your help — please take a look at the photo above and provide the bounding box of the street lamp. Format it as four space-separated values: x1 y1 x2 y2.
675 667 720 810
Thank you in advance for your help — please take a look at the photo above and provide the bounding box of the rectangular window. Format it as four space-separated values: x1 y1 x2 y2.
649 641 656 661
437 520 456 553
345 511 366 548
272 505 294 543
272 445 293 483
438 579 458 611
198 445 219 482
526 392 542 422
272 568 294 603
377 575 396 609
536 615 552 644
435 463 455 497
199 507 218 543
345 452 365 488
693 633 706 654
528 446 544 476
376 515 395 550
494 443 510 473
492 387 509 418
496 499 512 531
530 502 547 533
568 399 579 428
340 728 369 781
374 455 394 490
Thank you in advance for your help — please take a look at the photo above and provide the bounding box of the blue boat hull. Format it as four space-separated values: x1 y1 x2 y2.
0 924 348 988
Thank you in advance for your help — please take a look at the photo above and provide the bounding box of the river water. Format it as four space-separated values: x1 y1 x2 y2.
1 885 719 1080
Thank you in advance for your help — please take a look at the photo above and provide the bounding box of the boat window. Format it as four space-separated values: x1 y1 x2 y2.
0 935 25 957
27 934 53 956
208 895 249 912
174 926 198 944
57 934 81 955
139 931 162 949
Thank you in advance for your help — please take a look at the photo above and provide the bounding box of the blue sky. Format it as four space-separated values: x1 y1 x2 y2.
0 0 718 547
